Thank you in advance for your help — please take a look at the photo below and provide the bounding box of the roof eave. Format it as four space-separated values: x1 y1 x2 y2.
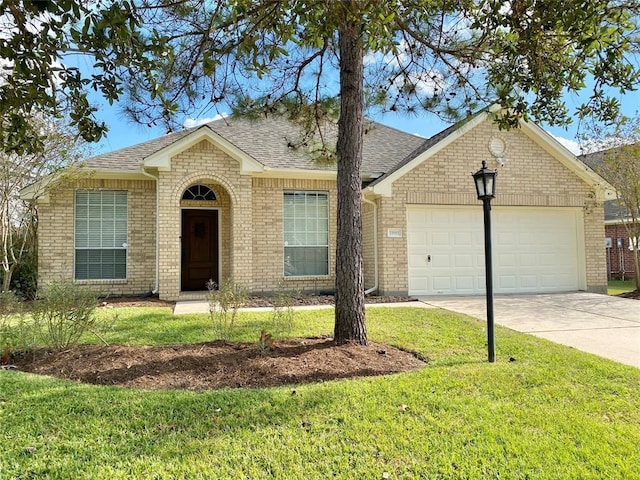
519 122 617 200
366 110 492 197
254 167 337 180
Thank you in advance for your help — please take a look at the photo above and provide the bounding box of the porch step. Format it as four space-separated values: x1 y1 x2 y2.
176 291 208 301
173 300 209 315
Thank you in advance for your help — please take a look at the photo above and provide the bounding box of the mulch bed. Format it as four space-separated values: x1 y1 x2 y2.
9 338 427 391
617 290 640 300
0 293 427 391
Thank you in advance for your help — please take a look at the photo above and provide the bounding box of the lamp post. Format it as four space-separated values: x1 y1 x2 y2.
472 161 497 363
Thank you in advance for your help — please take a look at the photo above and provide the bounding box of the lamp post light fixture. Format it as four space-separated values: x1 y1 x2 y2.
472 160 498 363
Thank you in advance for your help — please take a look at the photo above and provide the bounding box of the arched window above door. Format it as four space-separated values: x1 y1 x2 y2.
182 184 216 201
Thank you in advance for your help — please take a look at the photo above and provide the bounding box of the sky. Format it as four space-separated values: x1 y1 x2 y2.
89 87 640 158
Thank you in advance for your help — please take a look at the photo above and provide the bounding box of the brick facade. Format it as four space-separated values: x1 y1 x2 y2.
362 201 376 290
372 121 608 295
251 177 336 295
605 223 638 279
37 119 609 299
37 178 156 296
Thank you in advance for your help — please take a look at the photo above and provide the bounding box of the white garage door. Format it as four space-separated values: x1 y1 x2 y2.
407 206 584 295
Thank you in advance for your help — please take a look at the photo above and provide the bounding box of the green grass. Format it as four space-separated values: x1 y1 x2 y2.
608 279 637 295
2 306 640 479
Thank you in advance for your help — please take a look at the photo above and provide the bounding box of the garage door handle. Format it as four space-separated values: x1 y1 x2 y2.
427 255 431 263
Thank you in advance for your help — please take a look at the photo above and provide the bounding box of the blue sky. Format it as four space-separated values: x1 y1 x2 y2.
89 87 640 157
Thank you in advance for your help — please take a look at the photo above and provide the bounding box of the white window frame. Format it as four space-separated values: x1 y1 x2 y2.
283 191 330 277
74 190 128 281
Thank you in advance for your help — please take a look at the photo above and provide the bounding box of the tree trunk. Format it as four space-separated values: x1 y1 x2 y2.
633 249 640 292
2 264 14 293
334 8 366 345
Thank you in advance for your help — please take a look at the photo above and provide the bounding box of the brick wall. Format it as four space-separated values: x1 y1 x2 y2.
375 120 608 295
605 224 638 279
251 177 337 294
362 200 376 290
157 139 253 300
157 140 338 300
37 141 341 300
38 119 609 299
37 178 156 296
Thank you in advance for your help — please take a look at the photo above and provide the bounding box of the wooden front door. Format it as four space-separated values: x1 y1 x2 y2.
181 209 219 291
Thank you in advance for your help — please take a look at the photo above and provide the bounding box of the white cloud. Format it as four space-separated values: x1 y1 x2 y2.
183 113 228 129
547 132 581 155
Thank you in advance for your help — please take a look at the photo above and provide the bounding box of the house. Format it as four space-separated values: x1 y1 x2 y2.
22 109 614 300
581 151 638 280
602 201 638 279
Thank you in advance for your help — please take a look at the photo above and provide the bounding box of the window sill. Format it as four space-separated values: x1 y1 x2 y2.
283 275 331 280
75 279 128 285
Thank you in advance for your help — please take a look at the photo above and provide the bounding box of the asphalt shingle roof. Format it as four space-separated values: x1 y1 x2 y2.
86 116 426 178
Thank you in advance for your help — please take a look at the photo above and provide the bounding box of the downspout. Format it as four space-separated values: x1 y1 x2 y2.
362 196 378 295
141 167 159 294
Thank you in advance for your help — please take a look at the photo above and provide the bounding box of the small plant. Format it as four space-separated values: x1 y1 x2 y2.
257 330 274 353
0 291 36 363
31 281 103 351
271 281 298 336
206 278 248 341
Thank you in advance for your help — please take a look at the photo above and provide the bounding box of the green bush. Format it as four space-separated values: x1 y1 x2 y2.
31 282 100 351
206 278 248 341
10 244 38 299
271 281 298 337
0 291 36 363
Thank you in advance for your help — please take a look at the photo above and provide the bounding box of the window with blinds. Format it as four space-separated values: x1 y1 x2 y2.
283 191 329 276
74 190 128 280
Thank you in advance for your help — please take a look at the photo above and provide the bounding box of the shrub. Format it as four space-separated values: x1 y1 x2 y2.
206 278 248 341
0 291 36 363
31 282 100 351
10 244 38 300
271 282 298 336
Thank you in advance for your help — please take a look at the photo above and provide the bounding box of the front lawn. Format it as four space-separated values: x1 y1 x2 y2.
1 306 639 479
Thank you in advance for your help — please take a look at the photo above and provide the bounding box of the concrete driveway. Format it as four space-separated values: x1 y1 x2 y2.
418 292 640 368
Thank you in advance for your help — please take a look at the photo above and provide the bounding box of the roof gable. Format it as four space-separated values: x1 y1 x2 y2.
366 110 616 200
143 126 264 173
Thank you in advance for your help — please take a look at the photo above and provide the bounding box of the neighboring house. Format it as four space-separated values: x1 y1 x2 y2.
602 203 638 279
22 110 614 300
581 152 638 280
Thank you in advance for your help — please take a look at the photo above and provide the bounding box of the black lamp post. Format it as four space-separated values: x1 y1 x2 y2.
472 161 497 363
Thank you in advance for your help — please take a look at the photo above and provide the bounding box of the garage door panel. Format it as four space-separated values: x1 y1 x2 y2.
408 255 427 269
431 231 451 245
407 231 427 246
455 276 475 290
454 231 473 245
498 276 517 289
519 254 536 267
408 276 428 291
407 206 581 295
518 233 538 246
496 231 515 245
520 275 538 288
497 253 516 267
454 254 473 267
431 256 450 268
431 277 451 291
430 210 451 224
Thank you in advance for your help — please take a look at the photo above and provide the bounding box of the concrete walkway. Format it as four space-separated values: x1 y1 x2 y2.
418 292 640 368
173 299 434 315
